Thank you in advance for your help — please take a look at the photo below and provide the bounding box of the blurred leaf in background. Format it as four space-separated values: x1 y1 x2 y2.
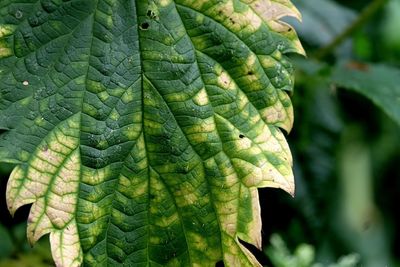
265 234 360 267
261 0 400 266
380 0 400 61
289 0 356 57
332 62 400 125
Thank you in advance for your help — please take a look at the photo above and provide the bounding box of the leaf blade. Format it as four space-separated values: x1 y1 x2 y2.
0 0 302 266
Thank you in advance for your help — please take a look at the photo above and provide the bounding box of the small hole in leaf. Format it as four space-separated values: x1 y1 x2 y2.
247 71 253 75
215 260 224 267
239 134 245 139
140 22 149 30
146 10 157 19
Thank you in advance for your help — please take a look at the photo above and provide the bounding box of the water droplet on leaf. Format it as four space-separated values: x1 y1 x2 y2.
277 42 285 51
15 10 23 19
28 16 39 27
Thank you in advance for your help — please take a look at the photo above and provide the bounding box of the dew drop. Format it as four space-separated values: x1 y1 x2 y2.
273 76 282 85
89 134 95 142
22 80 29 86
277 42 285 51
15 10 23 19
28 16 39 27
21 30 33 39
27 111 37 119
41 0 57 13
33 88 44 100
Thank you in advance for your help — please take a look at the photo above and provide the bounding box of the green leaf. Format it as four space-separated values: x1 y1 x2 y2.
289 0 356 46
0 224 14 258
0 1 303 266
332 62 400 126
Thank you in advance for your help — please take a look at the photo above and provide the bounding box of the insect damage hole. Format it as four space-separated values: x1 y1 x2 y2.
239 134 245 139
139 22 150 30
146 10 157 19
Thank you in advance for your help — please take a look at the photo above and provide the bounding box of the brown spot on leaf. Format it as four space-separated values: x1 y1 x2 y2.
346 61 369 72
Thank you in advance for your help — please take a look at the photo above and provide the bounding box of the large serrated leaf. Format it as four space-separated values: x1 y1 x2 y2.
0 1 303 266
332 62 400 126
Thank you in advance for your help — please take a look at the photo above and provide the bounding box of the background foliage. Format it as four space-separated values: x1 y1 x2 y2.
1 0 399 266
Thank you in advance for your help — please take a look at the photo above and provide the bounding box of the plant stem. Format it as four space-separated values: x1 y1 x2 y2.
315 0 388 59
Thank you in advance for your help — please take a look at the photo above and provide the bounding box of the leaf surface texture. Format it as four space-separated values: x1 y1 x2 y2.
0 0 302 266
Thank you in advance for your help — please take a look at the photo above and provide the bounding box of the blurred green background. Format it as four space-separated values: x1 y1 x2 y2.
1 0 400 266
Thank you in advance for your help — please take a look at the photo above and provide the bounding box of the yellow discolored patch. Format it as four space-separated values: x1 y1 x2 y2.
0 24 16 38
50 223 83 267
260 97 293 132
246 54 257 68
192 88 209 106
0 40 12 58
258 55 277 69
87 80 106 94
218 71 235 90
121 87 135 103
109 109 120 121
122 124 141 140
177 191 199 206
185 117 216 134
6 114 82 267
243 9 262 30
164 92 190 102
149 236 162 245
154 212 179 228
34 116 46 126
245 0 301 21
18 150 31 161
121 173 148 197
159 0 172 7
95 10 114 30
163 36 174 45
195 14 205 24
97 91 109 102
187 232 208 251
81 166 111 185
36 147 65 167
179 0 207 10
